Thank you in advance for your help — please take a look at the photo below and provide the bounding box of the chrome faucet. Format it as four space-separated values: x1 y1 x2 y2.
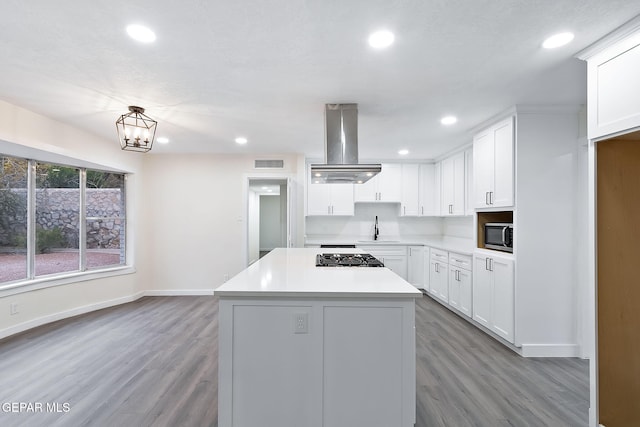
374 216 379 240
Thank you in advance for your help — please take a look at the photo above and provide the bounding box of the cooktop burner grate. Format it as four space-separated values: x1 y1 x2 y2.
315 253 384 267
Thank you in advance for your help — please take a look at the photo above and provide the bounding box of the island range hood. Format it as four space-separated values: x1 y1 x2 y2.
310 104 381 184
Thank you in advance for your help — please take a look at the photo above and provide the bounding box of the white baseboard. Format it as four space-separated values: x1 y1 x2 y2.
143 289 215 296
0 289 216 341
0 291 145 341
520 343 581 357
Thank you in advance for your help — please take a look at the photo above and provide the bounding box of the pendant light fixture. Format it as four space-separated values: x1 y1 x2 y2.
116 106 157 152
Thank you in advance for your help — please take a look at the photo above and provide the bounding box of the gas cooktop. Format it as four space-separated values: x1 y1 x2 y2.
315 253 384 267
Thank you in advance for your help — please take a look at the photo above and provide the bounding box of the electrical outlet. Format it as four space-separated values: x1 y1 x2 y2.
10 303 18 316
292 312 309 334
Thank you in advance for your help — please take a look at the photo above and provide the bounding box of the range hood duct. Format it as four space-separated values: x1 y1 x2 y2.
310 104 381 184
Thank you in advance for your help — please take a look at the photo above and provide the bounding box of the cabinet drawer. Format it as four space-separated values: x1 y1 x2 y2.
430 248 448 263
449 252 472 270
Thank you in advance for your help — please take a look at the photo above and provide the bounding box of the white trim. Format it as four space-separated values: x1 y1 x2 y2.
144 289 215 296
0 266 136 298
576 14 640 60
0 289 217 341
520 344 581 358
0 291 145 340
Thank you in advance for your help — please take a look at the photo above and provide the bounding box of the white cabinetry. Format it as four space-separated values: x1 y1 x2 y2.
448 253 472 318
401 164 420 216
306 180 354 216
582 31 640 139
429 248 449 302
401 163 438 217
440 151 465 215
407 246 424 289
358 245 407 280
464 148 473 216
473 251 514 343
355 163 402 202
473 117 514 208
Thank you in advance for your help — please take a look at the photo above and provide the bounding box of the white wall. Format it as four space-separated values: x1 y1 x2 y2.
259 195 281 250
515 109 582 353
442 217 474 239
0 100 147 336
141 153 303 291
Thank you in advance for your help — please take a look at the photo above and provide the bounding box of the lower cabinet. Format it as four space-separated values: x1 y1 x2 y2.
472 251 514 343
358 245 408 281
448 253 472 318
407 246 425 289
429 248 449 303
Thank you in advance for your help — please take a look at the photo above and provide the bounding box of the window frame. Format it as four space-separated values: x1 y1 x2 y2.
0 154 132 294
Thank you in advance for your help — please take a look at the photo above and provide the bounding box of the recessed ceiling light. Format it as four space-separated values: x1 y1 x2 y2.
126 24 156 43
235 137 248 145
542 32 574 49
441 116 457 125
314 172 322 177
398 149 409 155
261 186 268 190
368 30 395 49
366 172 373 177
157 137 169 144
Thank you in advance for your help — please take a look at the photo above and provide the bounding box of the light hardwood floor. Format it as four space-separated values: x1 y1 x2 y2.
0 295 588 426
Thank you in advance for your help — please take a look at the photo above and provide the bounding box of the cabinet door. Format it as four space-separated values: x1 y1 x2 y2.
458 268 472 318
452 152 465 215
407 246 424 288
419 164 437 216
464 148 473 216
329 184 355 216
473 130 494 208
492 117 514 208
401 164 420 216
440 157 455 215
587 36 640 139
307 181 331 215
354 175 378 202
491 256 514 343
429 261 448 303
383 255 407 281
473 255 492 328
378 164 402 202
448 266 461 311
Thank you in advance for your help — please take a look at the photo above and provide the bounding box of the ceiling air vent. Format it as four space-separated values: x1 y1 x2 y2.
254 159 284 169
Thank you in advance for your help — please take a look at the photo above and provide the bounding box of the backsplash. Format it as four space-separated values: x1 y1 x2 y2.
305 203 475 239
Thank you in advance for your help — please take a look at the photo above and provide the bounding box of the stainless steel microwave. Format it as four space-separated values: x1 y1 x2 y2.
484 223 513 252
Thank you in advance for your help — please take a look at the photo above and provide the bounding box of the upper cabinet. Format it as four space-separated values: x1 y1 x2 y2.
400 164 438 217
580 30 640 139
440 151 466 215
355 163 402 203
306 167 354 216
473 117 514 209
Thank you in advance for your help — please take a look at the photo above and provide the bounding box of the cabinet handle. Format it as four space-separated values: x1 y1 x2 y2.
421 206 424 215
485 258 489 271
403 206 406 215
328 205 331 215
456 270 460 281
485 192 489 205
489 258 494 271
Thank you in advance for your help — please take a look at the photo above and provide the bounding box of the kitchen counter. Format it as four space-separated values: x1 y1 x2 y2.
216 247 421 298
216 247 419 427
304 235 475 255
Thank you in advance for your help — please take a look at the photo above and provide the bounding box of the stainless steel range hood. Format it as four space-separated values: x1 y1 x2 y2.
310 104 381 184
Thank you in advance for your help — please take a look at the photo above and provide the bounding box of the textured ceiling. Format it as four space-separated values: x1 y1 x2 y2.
0 1 639 160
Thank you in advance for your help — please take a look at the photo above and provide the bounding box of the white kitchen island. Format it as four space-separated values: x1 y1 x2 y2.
215 248 422 427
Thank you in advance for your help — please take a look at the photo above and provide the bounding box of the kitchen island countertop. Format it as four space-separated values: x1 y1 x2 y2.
215 247 422 298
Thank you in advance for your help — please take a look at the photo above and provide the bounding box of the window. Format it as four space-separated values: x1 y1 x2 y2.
0 155 127 286
0 156 28 283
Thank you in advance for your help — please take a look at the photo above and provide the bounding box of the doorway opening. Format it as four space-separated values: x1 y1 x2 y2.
247 178 289 265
